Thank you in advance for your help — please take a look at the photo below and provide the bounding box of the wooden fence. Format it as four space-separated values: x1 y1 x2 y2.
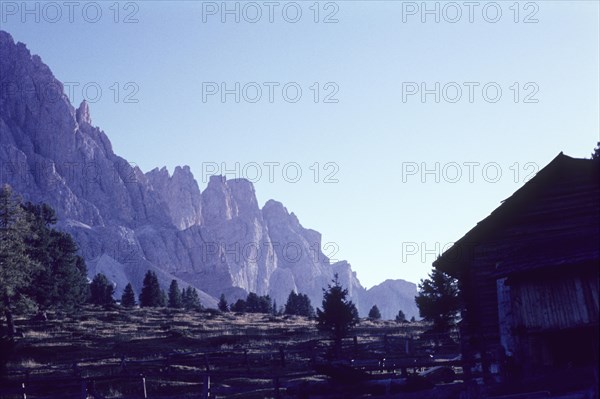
0 331 461 399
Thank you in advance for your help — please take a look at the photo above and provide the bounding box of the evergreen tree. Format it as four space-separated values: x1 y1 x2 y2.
395 310 407 323
368 305 382 320
244 292 272 313
139 270 162 307
410 316 416 322
245 293 261 312
284 291 315 317
89 273 115 306
181 286 201 310
230 299 246 313
316 274 359 346
0 185 38 338
167 280 182 308
415 267 460 332
218 294 229 312
300 294 315 317
272 299 278 316
160 289 167 307
261 295 272 313
284 291 299 315
22 202 88 310
592 141 600 160
121 283 136 308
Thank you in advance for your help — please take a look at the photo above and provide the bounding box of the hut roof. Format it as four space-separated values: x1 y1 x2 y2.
434 153 600 278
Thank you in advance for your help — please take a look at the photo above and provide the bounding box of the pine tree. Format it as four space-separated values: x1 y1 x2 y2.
160 289 167 307
245 293 261 313
139 270 162 307
167 280 182 308
272 299 278 316
121 283 136 308
284 291 299 315
181 286 201 310
0 185 38 338
395 310 407 323
415 267 460 332
89 273 115 306
244 293 272 313
284 291 315 317
22 202 88 310
316 274 359 346
230 299 246 313
592 141 600 159
218 294 229 312
368 305 382 320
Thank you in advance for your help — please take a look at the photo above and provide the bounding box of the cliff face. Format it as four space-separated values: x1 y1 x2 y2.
0 30 418 318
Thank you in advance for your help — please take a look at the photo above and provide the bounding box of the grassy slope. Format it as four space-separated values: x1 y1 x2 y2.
2 307 438 398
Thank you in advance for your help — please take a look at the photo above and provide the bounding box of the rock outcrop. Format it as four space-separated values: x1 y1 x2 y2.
0 30 418 318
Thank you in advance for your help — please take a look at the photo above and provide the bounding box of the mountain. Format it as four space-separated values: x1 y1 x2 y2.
0 30 418 319
365 280 419 320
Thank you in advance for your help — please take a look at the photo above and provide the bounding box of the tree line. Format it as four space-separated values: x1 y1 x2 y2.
89 271 202 310
1 184 423 345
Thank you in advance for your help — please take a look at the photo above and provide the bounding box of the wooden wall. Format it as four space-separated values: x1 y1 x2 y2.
510 273 599 331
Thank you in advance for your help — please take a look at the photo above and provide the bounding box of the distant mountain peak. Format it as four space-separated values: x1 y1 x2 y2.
76 100 92 126
0 30 418 319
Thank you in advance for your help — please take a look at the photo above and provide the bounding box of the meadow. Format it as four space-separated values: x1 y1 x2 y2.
0 307 461 398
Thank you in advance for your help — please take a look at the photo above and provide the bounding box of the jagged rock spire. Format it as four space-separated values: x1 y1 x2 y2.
76 100 91 125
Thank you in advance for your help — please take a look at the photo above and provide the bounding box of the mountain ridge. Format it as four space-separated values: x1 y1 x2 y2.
0 30 419 319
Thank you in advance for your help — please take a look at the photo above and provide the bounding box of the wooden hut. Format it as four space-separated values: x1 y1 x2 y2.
434 153 599 387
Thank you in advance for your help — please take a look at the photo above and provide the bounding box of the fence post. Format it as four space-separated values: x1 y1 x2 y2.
80 379 87 399
279 346 286 368
120 354 127 373
384 334 389 353
72 362 80 377
273 376 281 399
353 336 358 358
204 354 210 372
141 374 147 398
244 349 249 370
21 382 26 399
202 374 211 399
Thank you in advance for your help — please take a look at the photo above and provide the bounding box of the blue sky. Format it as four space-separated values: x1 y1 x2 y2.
2 1 599 287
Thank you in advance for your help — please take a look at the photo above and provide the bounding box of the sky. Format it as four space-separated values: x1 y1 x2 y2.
1 0 598 288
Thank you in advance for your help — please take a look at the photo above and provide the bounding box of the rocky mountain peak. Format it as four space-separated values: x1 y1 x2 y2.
146 165 202 230
76 100 92 126
0 30 419 319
